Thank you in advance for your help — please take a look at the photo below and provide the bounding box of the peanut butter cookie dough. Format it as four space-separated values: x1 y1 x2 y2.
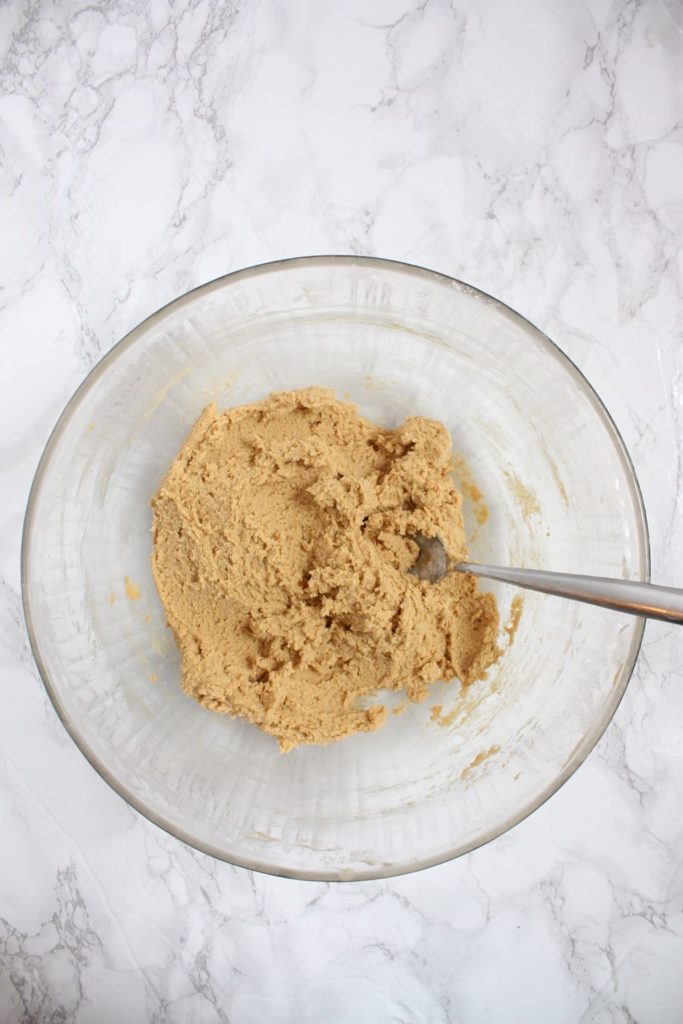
151 388 500 751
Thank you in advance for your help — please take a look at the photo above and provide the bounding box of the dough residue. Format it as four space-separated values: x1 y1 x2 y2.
151 388 500 751
504 594 524 645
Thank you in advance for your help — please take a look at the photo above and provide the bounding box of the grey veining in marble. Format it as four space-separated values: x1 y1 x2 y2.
1 0 683 1021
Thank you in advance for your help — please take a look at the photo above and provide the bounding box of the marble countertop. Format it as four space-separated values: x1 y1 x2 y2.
2 0 683 1020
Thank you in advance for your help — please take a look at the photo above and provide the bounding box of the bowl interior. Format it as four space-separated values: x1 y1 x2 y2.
23 258 647 879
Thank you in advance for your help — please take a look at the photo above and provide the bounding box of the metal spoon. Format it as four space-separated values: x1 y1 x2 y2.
409 534 683 625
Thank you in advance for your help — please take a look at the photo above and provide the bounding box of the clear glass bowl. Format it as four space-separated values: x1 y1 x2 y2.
22 257 649 880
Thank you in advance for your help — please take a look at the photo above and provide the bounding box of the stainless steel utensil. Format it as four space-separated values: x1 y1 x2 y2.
410 535 683 625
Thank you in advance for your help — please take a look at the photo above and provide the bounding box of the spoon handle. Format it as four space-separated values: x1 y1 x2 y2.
456 563 683 625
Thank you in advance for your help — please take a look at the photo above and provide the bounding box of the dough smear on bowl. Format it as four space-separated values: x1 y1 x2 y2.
151 387 500 751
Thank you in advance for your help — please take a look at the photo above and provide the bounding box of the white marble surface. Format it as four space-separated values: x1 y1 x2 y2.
2 0 683 1020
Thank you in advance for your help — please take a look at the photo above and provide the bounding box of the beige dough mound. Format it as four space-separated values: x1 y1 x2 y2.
151 387 499 751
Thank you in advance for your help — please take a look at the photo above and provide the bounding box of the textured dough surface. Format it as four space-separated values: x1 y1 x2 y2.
151 388 500 751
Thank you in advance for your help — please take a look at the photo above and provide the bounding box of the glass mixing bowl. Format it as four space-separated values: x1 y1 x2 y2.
22 257 649 880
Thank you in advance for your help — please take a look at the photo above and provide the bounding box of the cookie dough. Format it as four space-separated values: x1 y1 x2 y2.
151 388 500 751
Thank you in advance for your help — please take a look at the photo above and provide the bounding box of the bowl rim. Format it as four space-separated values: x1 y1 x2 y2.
21 254 651 881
